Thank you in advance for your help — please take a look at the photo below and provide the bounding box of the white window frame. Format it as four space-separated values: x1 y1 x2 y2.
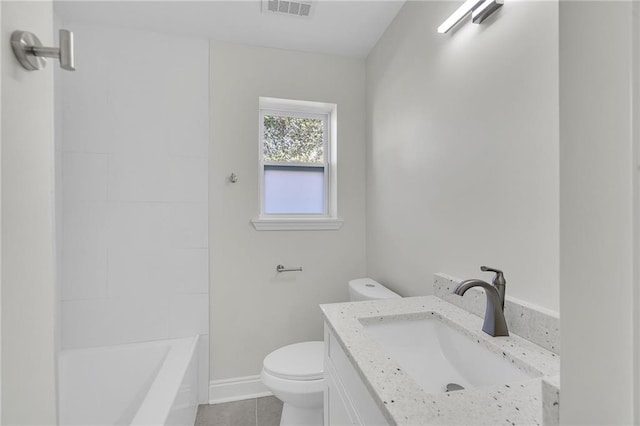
252 97 342 231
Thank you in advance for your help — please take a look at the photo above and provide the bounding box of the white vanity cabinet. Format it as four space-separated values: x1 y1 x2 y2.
323 323 388 426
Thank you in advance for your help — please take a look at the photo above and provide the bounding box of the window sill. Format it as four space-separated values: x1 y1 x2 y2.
251 217 344 231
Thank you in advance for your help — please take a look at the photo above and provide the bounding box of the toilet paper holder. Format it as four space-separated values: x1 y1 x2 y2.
276 264 302 273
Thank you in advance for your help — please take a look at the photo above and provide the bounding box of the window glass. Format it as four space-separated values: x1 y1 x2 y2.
263 165 324 214
263 115 324 163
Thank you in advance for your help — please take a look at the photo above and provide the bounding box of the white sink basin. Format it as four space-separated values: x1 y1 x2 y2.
363 317 536 393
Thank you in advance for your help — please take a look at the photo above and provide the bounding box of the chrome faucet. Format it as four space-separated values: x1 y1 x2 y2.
453 266 509 337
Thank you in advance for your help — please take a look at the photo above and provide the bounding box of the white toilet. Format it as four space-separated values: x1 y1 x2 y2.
260 278 400 426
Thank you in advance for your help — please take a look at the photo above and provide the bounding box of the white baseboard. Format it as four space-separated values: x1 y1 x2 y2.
209 375 272 404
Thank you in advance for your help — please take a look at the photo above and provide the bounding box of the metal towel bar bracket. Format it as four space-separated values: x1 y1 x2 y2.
276 264 302 273
11 29 75 71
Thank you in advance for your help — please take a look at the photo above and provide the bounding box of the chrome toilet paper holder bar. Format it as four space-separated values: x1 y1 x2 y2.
276 264 303 273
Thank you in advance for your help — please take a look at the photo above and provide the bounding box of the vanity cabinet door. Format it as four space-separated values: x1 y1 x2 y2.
324 361 356 426
324 323 388 426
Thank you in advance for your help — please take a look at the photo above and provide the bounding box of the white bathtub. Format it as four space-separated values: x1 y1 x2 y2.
58 336 199 426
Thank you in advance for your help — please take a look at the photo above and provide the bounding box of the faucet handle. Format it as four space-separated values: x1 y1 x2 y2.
480 266 506 287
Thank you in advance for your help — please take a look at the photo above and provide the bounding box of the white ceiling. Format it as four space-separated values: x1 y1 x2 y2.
54 0 406 58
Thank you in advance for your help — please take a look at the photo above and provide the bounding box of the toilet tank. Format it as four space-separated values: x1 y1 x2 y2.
348 278 401 302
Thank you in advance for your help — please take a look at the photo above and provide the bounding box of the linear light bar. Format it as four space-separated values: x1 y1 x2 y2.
437 0 485 34
472 0 504 24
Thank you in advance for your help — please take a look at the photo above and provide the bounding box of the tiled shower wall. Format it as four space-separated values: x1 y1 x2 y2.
56 22 209 399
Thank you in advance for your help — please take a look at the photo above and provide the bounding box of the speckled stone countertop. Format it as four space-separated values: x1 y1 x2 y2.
320 296 560 426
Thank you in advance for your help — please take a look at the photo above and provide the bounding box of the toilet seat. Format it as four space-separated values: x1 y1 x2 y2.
263 341 323 381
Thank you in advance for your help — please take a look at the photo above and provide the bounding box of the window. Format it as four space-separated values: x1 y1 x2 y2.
252 97 342 231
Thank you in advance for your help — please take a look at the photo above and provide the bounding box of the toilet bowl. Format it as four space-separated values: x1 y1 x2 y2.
261 342 324 426
260 278 400 426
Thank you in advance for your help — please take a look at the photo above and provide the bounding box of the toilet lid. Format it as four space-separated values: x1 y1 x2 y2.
263 341 324 381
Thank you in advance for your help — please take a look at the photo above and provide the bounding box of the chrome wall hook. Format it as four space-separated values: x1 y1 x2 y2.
11 29 75 71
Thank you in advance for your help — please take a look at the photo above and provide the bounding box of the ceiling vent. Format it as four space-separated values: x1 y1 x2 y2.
262 0 313 18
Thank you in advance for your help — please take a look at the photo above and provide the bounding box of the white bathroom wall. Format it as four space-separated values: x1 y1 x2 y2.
365 0 560 312
559 2 636 423
1 3 3 422
54 12 64 359
637 7 640 414
209 41 366 382
0 2 3 419
57 22 210 397
1 1 58 423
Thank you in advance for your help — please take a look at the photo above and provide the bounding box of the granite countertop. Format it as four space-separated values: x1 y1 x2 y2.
320 296 560 426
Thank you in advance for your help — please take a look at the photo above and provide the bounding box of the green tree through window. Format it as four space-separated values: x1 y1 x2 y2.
263 115 324 163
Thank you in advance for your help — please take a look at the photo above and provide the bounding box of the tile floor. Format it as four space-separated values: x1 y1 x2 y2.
195 396 283 426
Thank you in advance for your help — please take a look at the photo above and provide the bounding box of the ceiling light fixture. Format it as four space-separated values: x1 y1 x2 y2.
438 0 503 34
